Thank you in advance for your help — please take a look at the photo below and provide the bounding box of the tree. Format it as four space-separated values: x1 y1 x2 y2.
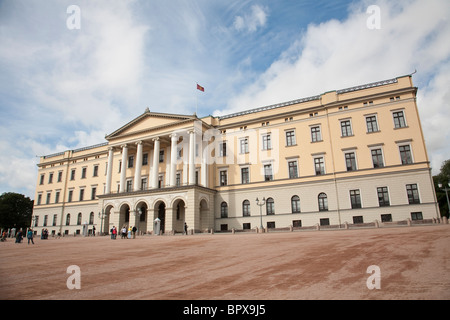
0 192 34 230
433 159 450 218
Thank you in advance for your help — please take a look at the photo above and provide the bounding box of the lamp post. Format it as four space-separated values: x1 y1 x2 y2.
438 182 450 217
256 197 266 231
98 210 106 236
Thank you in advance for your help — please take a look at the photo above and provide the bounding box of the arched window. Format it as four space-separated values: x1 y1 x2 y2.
266 197 275 215
221 202 228 218
242 200 250 216
318 193 328 211
66 213 71 226
89 212 94 224
291 195 300 213
77 212 82 225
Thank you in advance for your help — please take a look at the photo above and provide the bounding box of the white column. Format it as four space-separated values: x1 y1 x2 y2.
201 139 208 187
134 141 143 191
119 144 128 193
188 130 195 185
170 133 177 187
105 147 114 194
151 137 160 188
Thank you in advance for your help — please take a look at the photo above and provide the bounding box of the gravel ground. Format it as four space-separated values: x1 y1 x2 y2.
1 224 449 300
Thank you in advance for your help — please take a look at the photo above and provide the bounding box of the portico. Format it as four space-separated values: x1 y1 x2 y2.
97 109 216 234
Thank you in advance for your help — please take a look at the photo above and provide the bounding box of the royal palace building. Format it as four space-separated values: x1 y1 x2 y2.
31 75 440 236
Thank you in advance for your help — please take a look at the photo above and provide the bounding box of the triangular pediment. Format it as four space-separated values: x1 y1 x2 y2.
106 109 197 140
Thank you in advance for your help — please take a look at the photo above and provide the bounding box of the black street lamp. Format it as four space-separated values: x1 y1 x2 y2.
256 197 266 231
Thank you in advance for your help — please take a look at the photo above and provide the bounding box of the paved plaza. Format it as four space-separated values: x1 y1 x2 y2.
1 225 449 300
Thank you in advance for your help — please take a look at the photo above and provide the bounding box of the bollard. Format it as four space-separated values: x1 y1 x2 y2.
316 223 320 231
374 219 379 228
406 218 411 226
289 225 293 232
232 228 235 234
344 221 349 230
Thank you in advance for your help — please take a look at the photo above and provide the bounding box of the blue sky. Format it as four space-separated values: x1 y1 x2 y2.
0 0 449 198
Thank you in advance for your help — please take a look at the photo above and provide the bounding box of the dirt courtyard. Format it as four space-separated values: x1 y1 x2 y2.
1 224 449 300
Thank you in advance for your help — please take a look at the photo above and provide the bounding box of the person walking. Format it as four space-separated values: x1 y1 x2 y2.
15 229 23 243
132 226 137 239
27 229 34 245
127 226 132 239
121 226 127 239
184 222 188 235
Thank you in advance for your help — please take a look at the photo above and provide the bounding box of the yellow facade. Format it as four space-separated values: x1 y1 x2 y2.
32 75 440 236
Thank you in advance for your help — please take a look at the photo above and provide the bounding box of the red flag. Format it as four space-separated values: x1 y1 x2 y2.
197 84 205 92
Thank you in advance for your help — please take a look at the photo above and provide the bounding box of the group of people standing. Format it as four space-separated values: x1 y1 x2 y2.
108 222 189 238
0 228 35 244
109 225 137 239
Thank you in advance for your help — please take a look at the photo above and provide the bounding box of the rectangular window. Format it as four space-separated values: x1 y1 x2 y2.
288 160 298 179
243 223 251 230
381 214 392 222
366 115 379 133
241 167 249 184
350 189 361 209
143 153 148 166
79 189 84 201
393 111 406 128
293 220 302 228
377 187 390 207
58 171 63 182
158 175 164 188
411 212 423 220
371 148 384 168
46 193 51 204
53 214 58 226
93 165 99 177
219 170 227 186
68 190 73 203
176 173 181 187
314 157 325 175
311 126 322 142
40 174 45 185
353 216 364 224
399 145 413 164
43 215 48 227
345 152 357 171
285 130 296 146
264 164 273 181
240 138 249 154
70 169 76 180
91 187 97 200
262 134 271 150
81 167 87 179
340 120 353 137
406 184 420 204
37 194 42 205
141 178 148 190
55 191 60 204
159 150 164 163
220 142 227 157
320 218 330 226
48 173 53 184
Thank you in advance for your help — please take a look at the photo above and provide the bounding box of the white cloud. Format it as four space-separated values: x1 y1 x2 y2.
233 4 269 33
221 0 450 174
